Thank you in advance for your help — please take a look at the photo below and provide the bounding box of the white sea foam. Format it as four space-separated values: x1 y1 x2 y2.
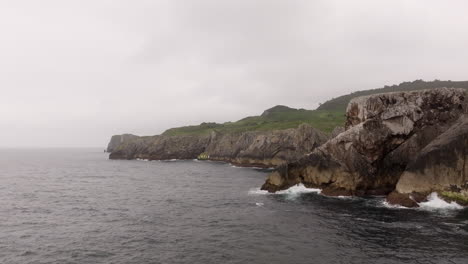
248 184 321 196
335 195 353 200
381 200 411 209
276 184 321 195
418 192 463 210
255 202 264 207
230 164 274 170
136 158 149 161
380 193 464 210
248 188 269 195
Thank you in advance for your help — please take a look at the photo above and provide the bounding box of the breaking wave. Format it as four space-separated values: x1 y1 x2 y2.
418 192 463 210
380 192 464 211
248 184 321 196
381 200 411 209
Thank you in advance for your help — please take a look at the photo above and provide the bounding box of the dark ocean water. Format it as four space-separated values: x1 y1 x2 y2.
0 149 467 264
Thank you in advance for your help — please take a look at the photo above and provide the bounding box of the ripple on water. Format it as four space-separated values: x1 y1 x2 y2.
0 149 467 264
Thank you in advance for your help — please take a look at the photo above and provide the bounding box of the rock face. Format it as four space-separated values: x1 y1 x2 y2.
261 88 468 198
109 134 212 160
107 134 139 153
396 116 468 193
330 126 345 138
108 124 329 167
388 115 468 206
205 124 328 167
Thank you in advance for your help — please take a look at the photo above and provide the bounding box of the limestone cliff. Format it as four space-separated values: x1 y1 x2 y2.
388 115 468 206
109 134 211 160
261 88 468 198
108 124 329 167
107 134 139 153
205 124 328 167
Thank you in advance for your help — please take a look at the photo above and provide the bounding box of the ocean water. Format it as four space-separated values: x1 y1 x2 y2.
0 149 467 264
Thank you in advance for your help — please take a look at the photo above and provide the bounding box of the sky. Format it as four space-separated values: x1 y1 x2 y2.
1 0 468 148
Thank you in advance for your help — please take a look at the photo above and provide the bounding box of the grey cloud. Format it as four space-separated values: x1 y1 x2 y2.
1 0 467 147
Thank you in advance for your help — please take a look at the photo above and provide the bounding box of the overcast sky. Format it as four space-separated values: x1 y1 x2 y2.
1 0 468 147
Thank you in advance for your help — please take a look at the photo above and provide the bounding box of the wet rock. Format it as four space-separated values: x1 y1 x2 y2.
386 191 419 208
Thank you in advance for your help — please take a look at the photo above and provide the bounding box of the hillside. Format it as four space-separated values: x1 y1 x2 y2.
317 80 468 112
162 106 344 136
162 80 468 136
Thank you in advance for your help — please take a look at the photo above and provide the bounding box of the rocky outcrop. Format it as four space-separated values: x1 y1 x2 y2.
330 126 345 138
387 115 468 206
107 134 139 153
109 134 212 160
108 124 329 167
261 88 468 198
205 124 328 167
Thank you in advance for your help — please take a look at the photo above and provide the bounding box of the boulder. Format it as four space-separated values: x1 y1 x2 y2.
386 192 419 208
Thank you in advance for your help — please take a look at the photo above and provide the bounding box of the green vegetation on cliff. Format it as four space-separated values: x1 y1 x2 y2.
162 80 468 136
162 107 345 136
317 80 468 112
440 191 468 206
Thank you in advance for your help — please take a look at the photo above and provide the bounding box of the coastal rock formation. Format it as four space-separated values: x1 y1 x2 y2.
107 134 139 153
108 124 329 167
109 134 212 160
330 126 345 138
205 124 328 167
261 88 468 198
388 115 468 206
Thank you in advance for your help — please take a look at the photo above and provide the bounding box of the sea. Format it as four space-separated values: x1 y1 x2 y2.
0 148 467 264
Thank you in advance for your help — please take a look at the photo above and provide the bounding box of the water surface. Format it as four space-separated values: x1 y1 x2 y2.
0 149 467 264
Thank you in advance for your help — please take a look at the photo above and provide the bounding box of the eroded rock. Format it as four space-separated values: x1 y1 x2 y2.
206 124 328 167
330 126 345 138
262 88 468 196
107 134 139 153
108 124 328 167
393 115 468 201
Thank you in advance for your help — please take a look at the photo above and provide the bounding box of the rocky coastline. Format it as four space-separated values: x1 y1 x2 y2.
108 87 468 207
108 124 329 168
261 87 468 207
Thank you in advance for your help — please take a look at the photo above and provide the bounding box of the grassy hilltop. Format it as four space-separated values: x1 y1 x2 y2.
162 80 468 136
163 106 345 136
317 79 468 112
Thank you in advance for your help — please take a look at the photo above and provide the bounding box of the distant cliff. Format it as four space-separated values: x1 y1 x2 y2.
107 134 139 153
261 88 468 207
108 124 329 168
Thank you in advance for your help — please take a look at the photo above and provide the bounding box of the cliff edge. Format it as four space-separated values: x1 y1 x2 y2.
108 124 329 168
